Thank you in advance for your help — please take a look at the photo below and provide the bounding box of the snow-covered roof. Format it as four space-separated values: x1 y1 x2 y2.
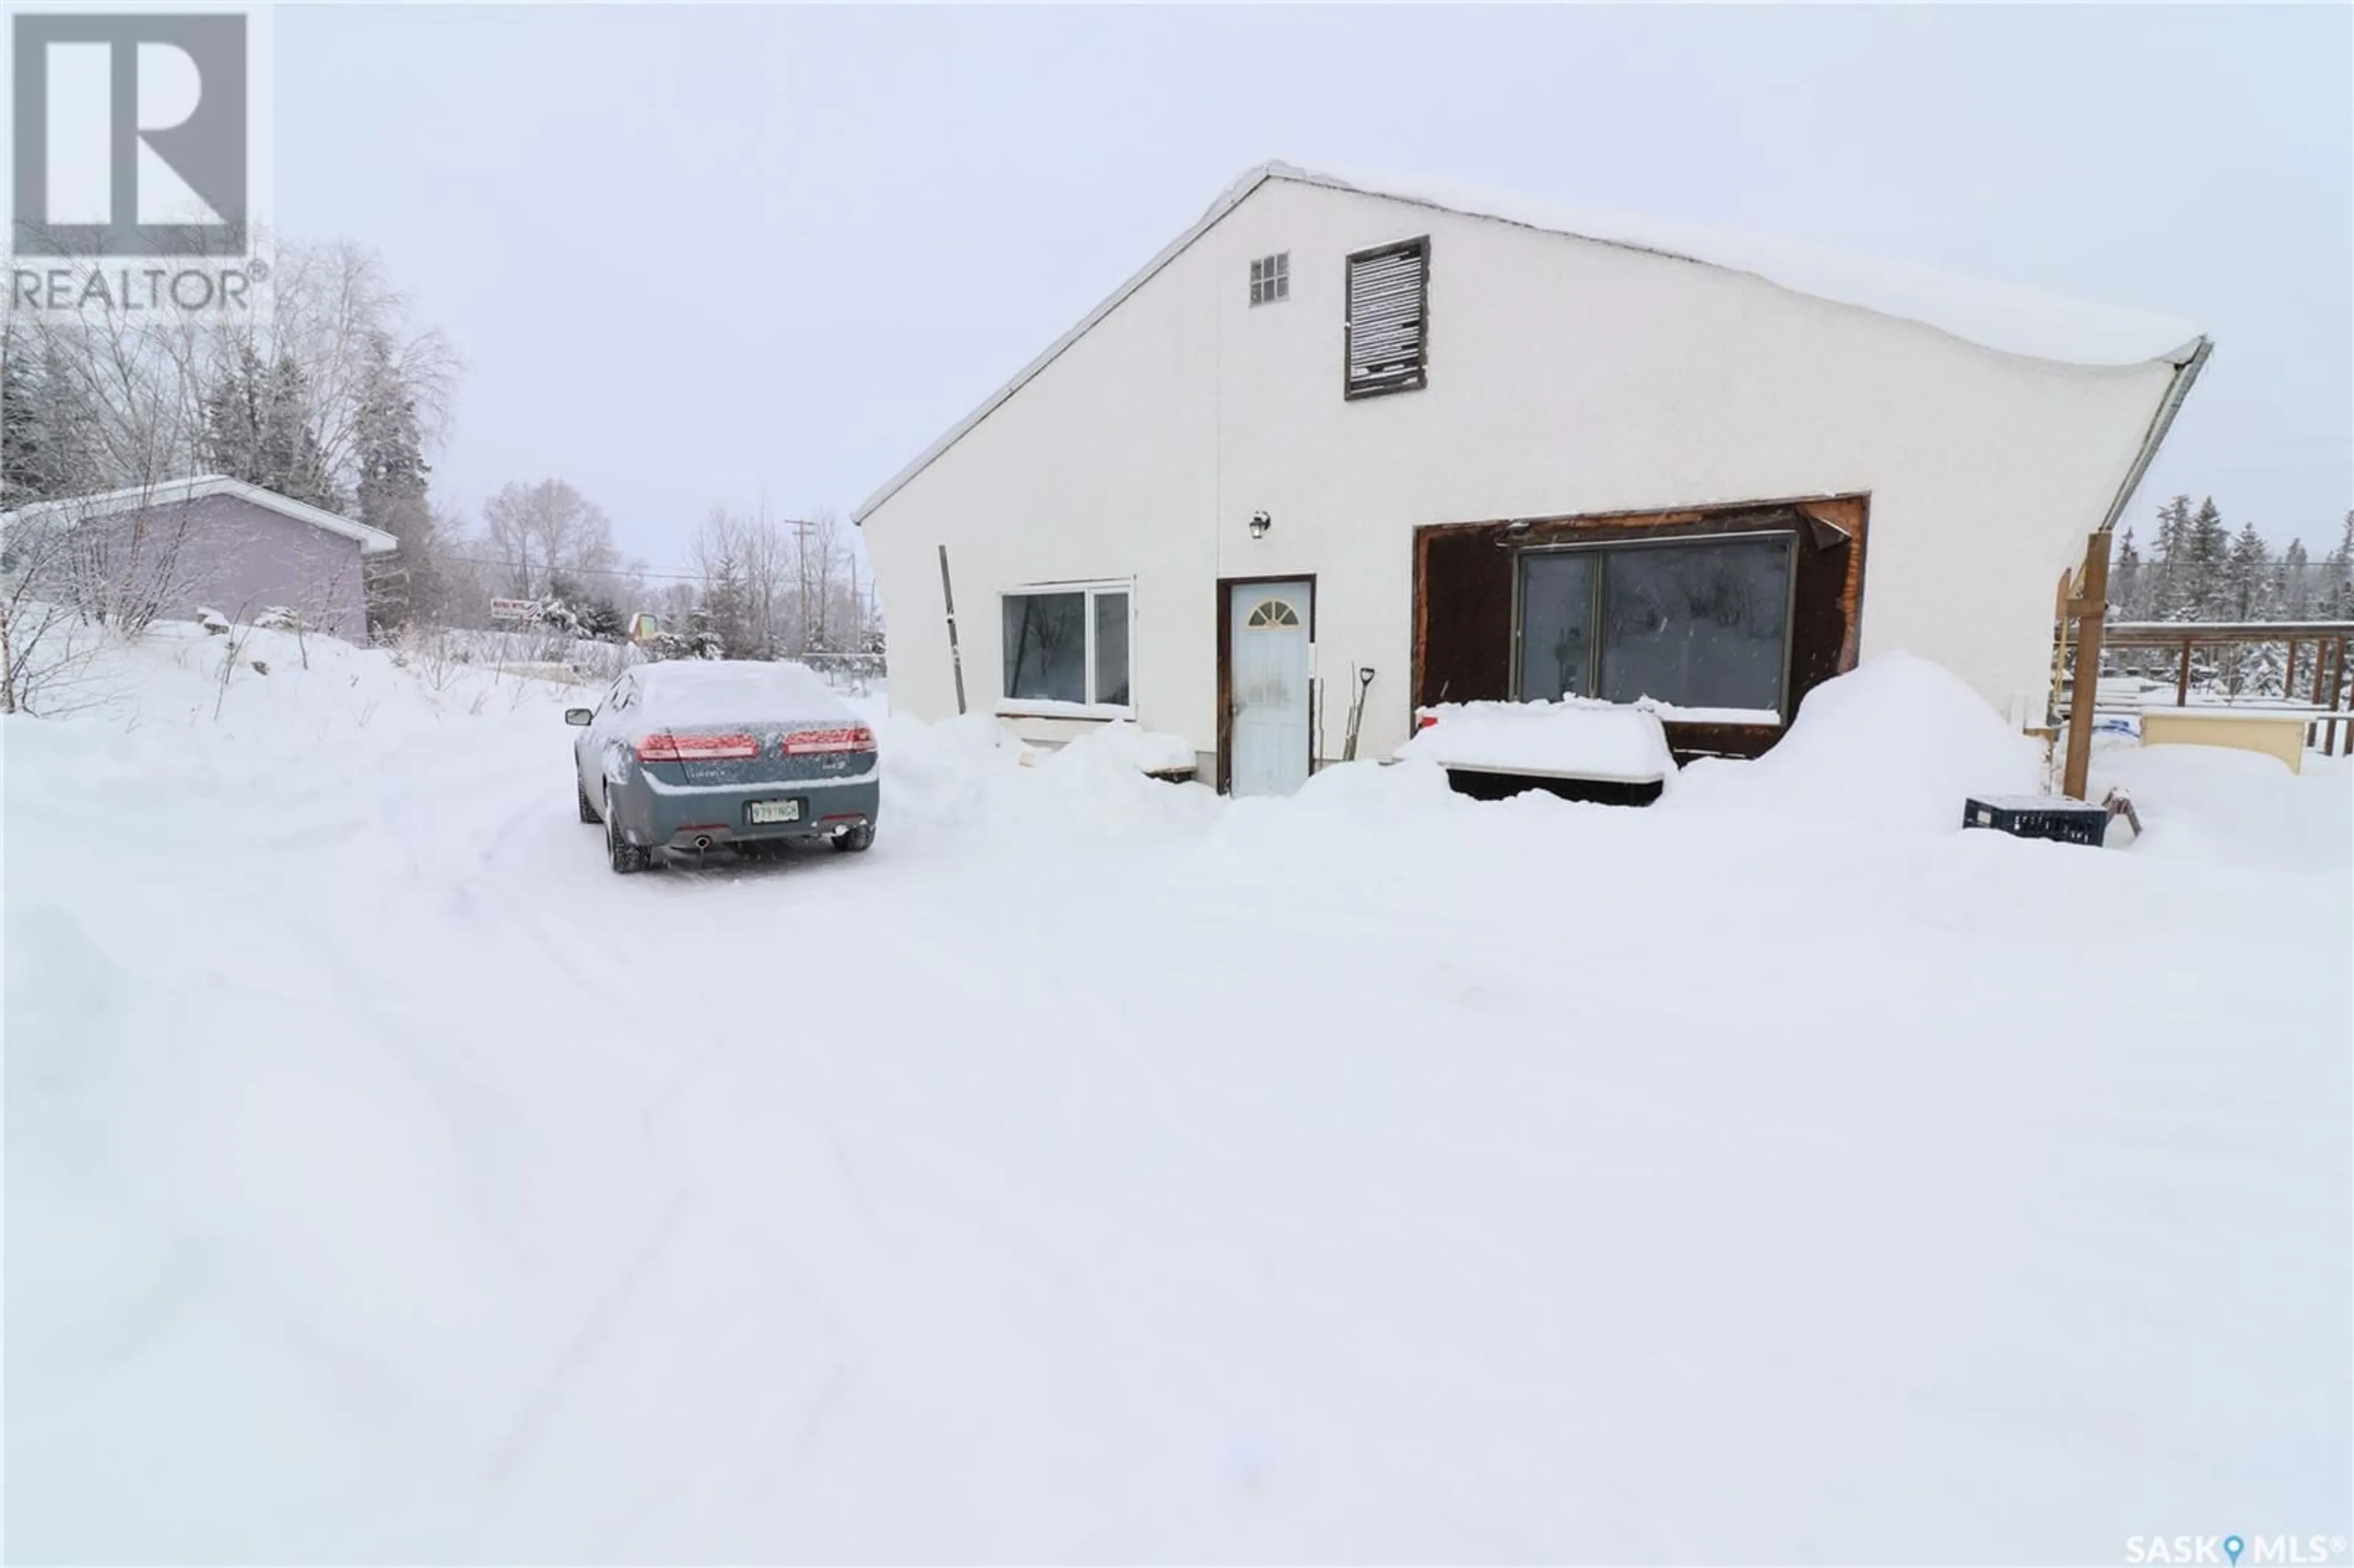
0 474 400 555
1302 164 2206 369
855 161 2209 525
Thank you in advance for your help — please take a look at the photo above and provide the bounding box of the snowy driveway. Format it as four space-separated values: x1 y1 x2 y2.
7 632 2350 1562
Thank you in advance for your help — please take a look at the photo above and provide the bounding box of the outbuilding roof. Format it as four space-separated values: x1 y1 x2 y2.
855 160 2209 525
0 474 401 554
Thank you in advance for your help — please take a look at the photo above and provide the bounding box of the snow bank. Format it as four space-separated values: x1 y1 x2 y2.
1038 720 1195 776
873 710 1032 810
1663 652 2042 832
2092 740 2348 871
1395 698 1677 782
13 614 582 740
873 710 1216 840
1293 164 2204 368
10 616 2347 1563
1293 756 1461 811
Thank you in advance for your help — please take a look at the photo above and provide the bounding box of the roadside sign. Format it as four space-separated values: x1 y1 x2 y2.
490 598 535 623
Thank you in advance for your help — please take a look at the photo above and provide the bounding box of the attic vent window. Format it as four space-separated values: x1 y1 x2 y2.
1344 236 1430 399
1249 252 1290 306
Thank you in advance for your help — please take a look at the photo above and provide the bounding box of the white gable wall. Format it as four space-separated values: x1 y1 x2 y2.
861 177 2181 766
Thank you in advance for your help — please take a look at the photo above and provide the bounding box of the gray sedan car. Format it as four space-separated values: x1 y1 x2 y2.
568 660 880 873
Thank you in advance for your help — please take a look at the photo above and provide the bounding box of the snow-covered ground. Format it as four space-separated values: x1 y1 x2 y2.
7 623 2349 1562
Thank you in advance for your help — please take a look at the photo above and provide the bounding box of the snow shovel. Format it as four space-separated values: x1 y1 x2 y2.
1341 666 1375 762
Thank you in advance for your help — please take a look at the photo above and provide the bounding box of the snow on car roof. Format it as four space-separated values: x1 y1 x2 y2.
633 660 853 726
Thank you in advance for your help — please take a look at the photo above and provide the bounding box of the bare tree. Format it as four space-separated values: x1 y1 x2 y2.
479 479 618 598
0 511 93 713
738 508 796 659
802 508 847 653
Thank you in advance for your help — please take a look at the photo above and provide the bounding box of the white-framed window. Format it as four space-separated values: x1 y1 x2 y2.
1249 251 1290 306
1000 580 1133 714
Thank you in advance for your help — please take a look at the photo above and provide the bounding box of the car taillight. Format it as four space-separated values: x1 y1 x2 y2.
638 731 760 763
782 726 875 755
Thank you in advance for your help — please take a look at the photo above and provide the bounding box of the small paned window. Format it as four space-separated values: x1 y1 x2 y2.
1249 252 1290 306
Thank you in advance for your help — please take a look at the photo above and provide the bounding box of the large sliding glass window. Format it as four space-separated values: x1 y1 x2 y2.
1516 534 1793 715
1516 553 1598 702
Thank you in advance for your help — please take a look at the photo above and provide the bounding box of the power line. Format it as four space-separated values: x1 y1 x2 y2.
437 518 837 585
436 553 705 582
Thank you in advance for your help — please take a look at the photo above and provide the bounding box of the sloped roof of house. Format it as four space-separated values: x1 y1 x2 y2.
0 474 401 554
855 160 2209 525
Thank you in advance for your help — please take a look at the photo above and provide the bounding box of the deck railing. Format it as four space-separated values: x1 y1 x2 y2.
2065 620 2354 756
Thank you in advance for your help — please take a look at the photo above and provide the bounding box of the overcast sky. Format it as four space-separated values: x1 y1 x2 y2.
278 4 2352 574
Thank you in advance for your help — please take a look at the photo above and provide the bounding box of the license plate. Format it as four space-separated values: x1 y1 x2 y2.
747 800 801 824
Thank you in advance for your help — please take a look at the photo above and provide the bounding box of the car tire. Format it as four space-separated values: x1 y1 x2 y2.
577 780 600 823
606 796 650 874
832 821 875 853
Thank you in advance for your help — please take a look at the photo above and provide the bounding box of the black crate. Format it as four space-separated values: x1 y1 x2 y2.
1962 795 2108 847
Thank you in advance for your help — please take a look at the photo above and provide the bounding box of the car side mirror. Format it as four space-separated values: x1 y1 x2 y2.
565 708 593 726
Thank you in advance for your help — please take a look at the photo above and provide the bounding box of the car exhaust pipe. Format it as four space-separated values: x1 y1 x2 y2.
691 834 712 852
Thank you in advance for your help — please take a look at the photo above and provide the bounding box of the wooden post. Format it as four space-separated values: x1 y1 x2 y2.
2176 634 2193 707
2329 635 2348 756
2047 568 2073 725
937 544 969 717
2062 530 2111 801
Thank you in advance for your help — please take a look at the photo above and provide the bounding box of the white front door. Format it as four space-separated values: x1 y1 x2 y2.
1228 580 1312 797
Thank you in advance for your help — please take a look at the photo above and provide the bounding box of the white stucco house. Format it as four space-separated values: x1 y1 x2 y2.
855 161 2207 796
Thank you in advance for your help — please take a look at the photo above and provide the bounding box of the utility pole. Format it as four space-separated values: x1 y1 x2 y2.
778 516 817 657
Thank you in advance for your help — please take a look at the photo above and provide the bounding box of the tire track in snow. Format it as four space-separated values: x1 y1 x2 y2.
477 1186 692 1493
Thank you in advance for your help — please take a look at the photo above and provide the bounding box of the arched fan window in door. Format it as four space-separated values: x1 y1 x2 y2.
1246 599 1301 630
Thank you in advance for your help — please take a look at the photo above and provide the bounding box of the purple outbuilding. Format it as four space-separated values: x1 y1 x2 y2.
1 475 399 643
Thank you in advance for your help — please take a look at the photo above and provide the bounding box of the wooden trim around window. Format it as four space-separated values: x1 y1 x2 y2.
1411 492 1871 761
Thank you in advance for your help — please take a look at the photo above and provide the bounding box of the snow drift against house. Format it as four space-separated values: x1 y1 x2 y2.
1664 651 2044 831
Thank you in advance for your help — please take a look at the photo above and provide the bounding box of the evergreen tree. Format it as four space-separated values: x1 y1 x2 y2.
0 326 38 505
19 336 102 501
199 343 267 485
351 333 440 631
698 553 753 656
2276 538 2312 620
353 335 430 535
2149 495 2193 618
2110 525 2143 618
579 599 627 642
201 348 341 512
259 354 340 511
2185 496 2231 619
2223 522 2272 621
2328 511 2354 620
